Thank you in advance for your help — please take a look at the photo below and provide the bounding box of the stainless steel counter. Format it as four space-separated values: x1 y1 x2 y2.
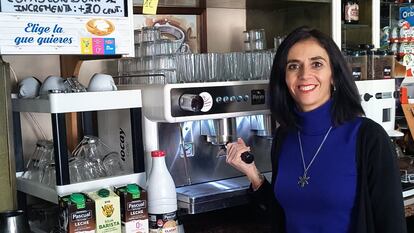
177 172 272 214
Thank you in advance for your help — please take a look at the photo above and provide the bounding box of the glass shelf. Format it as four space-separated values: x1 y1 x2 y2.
342 23 371 29
381 1 414 7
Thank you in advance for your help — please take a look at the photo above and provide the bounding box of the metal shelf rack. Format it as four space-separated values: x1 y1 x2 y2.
12 90 146 204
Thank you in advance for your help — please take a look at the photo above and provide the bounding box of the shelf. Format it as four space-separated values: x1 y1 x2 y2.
342 23 370 30
12 89 142 113
404 188 414 199
381 1 414 7
16 172 146 204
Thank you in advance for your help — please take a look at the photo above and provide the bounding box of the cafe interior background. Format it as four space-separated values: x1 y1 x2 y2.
3 0 414 232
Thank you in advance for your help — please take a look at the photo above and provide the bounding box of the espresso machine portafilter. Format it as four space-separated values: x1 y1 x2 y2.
204 117 254 163
159 84 257 164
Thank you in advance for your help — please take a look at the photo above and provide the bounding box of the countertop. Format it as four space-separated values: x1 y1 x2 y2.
180 204 272 233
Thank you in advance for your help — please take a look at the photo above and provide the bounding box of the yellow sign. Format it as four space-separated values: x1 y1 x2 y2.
80 38 93 54
143 0 159 15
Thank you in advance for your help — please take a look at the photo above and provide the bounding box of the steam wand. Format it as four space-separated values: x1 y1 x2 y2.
179 124 192 185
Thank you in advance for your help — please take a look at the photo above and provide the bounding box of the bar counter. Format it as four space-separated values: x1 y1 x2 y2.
180 204 271 233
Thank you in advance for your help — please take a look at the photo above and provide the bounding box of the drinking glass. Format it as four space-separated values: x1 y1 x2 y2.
102 152 125 176
63 76 86 93
72 135 124 179
23 140 54 183
41 163 56 187
195 53 209 82
207 53 224 82
22 141 44 181
69 156 95 183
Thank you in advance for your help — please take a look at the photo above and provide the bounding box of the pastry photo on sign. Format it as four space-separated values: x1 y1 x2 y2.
86 18 115 36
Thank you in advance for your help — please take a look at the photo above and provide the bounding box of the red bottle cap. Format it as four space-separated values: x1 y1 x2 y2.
151 150 166 157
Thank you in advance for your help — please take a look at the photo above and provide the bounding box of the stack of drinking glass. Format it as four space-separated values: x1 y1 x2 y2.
117 27 276 85
22 136 126 187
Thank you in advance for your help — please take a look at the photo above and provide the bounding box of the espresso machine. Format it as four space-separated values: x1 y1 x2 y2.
355 79 403 137
97 80 273 214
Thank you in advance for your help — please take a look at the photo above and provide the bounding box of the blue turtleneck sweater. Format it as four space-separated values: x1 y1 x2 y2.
274 100 362 233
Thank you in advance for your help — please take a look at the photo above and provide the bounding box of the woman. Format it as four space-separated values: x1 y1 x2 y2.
226 26 407 233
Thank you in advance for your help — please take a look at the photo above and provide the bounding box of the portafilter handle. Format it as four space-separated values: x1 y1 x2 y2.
241 151 254 164
218 143 255 164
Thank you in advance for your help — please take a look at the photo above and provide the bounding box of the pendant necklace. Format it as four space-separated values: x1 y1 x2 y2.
297 126 333 188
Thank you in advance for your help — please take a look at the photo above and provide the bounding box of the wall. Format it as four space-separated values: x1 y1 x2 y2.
246 3 331 50
2 55 60 163
206 8 246 53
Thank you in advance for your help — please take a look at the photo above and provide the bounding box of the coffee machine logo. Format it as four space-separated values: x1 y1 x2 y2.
102 204 114 217
119 128 129 162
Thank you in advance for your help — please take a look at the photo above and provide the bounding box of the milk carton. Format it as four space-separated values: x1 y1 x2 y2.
115 184 148 233
88 188 121 233
58 193 96 233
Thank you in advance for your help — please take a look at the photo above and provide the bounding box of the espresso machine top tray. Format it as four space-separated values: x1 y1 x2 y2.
176 172 272 214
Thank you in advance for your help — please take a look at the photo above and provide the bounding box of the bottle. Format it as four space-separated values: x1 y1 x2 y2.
147 150 178 233
344 0 359 24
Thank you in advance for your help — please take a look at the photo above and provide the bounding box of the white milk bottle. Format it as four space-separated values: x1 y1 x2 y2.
147 150 178 233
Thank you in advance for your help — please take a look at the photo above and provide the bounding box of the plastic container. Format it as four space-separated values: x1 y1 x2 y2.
147 150 178 233
358 44 375 79
371 50 395 79
345 50 367 80
344 0 359 24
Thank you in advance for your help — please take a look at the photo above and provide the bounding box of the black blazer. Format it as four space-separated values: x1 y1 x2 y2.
250 118 407 233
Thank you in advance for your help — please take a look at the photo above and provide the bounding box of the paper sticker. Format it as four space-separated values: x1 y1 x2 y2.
104 38 116 54
81 38 93 54
143 0 159 15
92 38 104 54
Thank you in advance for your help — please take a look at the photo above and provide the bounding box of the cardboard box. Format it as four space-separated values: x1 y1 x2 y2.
59 193 96 233
88 188 121 233
115 184 148 233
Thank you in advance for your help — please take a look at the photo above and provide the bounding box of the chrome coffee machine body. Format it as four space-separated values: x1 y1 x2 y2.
142 80 273 214
98 80 273 214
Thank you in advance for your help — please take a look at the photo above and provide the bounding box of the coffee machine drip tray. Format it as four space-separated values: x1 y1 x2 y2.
176 172 272 214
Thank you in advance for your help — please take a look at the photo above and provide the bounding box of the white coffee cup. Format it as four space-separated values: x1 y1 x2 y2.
39 75 66 97
87 73 117 92
18 76 41 99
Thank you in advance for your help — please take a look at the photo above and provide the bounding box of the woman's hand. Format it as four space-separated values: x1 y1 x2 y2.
226 138 264 190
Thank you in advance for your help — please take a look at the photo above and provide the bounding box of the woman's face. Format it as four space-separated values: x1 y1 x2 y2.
285 38 333 112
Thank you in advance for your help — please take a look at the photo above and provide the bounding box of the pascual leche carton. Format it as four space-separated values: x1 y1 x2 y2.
115 184 148 233
59 193 96 233
88 188 121 233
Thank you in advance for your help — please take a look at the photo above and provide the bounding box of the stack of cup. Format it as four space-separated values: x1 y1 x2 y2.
243 29 267 51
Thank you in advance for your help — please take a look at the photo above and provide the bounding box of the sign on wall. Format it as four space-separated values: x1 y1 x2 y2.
400 6 414 26
0 0 133 55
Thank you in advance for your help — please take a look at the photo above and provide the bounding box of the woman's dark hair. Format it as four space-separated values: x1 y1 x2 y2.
269 26 364 129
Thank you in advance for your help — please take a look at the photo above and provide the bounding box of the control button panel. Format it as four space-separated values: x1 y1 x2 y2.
170 83 269 117
222 96 229 103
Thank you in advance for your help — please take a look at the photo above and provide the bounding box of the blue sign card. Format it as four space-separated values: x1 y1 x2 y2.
400 6 414 26
104 38 115 54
